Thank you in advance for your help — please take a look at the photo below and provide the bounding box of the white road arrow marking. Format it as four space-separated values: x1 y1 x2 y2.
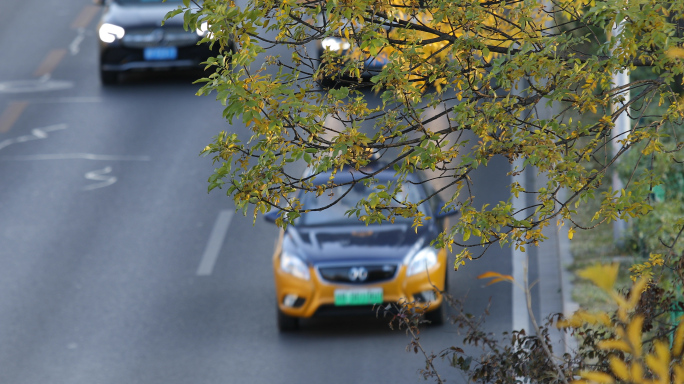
0 123 67 151
70 28 86 55
83 166 117 191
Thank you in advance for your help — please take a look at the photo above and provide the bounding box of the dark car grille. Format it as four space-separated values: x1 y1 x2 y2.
314 303 398 317
318 264 398 284
122 27 199 48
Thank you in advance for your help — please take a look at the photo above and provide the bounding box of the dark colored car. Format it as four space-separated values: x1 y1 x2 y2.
314 14 390 87
95 0 230 84
265 163 458 331
316 36 388 87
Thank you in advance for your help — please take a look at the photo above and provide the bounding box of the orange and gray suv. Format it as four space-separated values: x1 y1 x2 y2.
265 164 458 331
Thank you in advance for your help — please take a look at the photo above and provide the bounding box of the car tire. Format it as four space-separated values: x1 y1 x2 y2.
277 307 299 332
100 69 118 85
425 271 448 326
424 302 445 326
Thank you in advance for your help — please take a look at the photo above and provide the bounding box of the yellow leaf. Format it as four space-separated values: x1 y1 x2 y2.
558 309 613 328
627 315 644 357
631 362 644 383
645 341 670 381
578 263 619 292
576 311 610 326
626 278 648 310
580 371 614 384
667 47 684 59
557 317 581 329
609 356 629 381
674 364 684 384
597 312 613 326
568 227 575 240
673 316 684 357
598 339 632 353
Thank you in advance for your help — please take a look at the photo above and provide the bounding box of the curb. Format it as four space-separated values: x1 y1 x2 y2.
557 221 579 353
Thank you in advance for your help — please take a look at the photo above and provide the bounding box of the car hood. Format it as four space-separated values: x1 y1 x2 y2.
103 2 186 29
283 223 432 265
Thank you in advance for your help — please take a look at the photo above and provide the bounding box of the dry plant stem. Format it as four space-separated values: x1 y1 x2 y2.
404 318 445 384
523 263 569 384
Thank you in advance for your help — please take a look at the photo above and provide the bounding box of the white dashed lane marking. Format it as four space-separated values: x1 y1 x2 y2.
197 210 234 276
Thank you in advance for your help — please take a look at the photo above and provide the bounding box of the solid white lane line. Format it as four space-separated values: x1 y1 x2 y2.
38 97 103 104
1 153 150 161
512 248 529 332
511 158 530 333
197 210 234 276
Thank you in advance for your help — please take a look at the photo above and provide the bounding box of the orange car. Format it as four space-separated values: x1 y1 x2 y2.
264 164 457 331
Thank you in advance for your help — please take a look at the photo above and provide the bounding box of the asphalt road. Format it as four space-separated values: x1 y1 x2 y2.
0 1 567 383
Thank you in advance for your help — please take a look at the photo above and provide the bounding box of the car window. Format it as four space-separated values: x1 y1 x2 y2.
298 182 426 227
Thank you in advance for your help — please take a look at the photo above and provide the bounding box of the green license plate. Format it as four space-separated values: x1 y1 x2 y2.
334 288 383 306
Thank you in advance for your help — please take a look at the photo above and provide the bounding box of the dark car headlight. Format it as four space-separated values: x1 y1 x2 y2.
99 23 125 43
406 247 438 277
280 251 310 281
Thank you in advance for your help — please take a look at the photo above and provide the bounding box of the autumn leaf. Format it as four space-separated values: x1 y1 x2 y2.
477 271 514 285
673 317 684 357
608 357 629 381
578 263 619 292
579 371 614 384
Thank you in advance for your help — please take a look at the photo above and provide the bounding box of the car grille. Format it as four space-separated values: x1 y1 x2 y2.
314 303 397 317
317 264 398 284
122 27 199 48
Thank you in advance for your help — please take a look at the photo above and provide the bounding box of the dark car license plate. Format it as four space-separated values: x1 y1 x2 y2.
144 47 178 61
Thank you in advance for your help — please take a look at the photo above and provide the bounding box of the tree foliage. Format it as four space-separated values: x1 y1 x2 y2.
422 264 684 384
559 264 684 384
168 0 683 265
164 0 684 381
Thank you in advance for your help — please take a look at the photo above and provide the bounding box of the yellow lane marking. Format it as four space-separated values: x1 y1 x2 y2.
34 49 67 78
71 5 100 30
0 101 29 133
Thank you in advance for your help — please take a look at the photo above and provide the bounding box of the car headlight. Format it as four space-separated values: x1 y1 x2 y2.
406 247 438 277
99 23 125 43
280 252 310 280
196 21 212 38
321 37 351 52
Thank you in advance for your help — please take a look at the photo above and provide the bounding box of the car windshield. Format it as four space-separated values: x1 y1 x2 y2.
297 182 426 227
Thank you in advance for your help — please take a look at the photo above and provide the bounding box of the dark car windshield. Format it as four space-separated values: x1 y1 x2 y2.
297 183 426 227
